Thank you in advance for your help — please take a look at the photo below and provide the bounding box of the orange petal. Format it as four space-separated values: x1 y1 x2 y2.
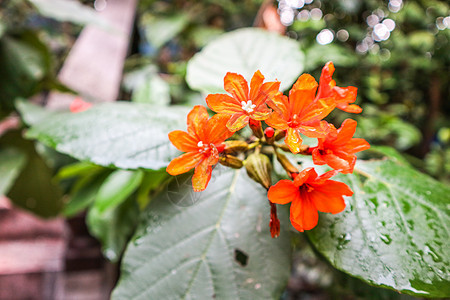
313 169 339 184
323 153 353 174
314 180 353 198
187 105 208 141
345 138 371 153
298 120 330 138
290 191 319 232
206 94 242 114
266 93 290 120
192 158 213 192
205 114 233 144
249 70 264 100
265 111 288 130
224 72 249 103
338 103 362 114
334 86 357 103
251 105 272 121
168 130 198 152
311 148 327 165
253 81 281 107
310 187 346 214
316 61 335 99
334 119 357 145
166 152 203 175
268 180 299 204
292 73 319 92
285 127 303 154
301 97 336 122
226 113 249 132
293 167 316 187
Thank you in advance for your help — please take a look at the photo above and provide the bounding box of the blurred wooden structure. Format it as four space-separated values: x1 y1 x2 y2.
0 0 137 299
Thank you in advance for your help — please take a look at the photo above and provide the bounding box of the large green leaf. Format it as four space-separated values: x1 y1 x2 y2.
112 167 291 299
87 196 140 262
307 159 450 298
186 28 305 94
15 98 56 126
141 13 189 50
26 102 190 170
0 147 27 195
28 0 113 29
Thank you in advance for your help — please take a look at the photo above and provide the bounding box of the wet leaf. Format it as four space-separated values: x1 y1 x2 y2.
26 102 190 170
0 147 27 195
307 159 450 298
112 167 291 299
186 28 304 93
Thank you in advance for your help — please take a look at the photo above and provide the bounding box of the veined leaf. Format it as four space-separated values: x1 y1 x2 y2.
25 102 190 170
112 167 291 299
186 28 304 94
0 147 27 195
307 159 450 298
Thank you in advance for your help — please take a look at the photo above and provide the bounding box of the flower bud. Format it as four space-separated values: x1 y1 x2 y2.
249 119 263 138
245 153 272 189
224 140 249 154
276 151 299 174
219 155 244 169
264 127 275 144
269 202 280 238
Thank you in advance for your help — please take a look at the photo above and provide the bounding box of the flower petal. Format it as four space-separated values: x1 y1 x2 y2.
166 152 203 175
249 70 264 100
168 130 198 152
345 138 371 153
311 148 327 165
310 187 346 214
192 158 213 192
293 167 316 186
322 153 354 174
338 103 362 114
206 94 242 114
285 127 303 154
251 105 272 121
224 72 249 103
313 169 339 184
265 111 288 130
315 61 335 99
187 105 209 141
298 120 330 138
301 97 336 122
292 73 319 92
290 191 319 232
334 119 357 145
205 113 233 144
266 94 290 120
253 81 281 107
268 180 299 204
226 113 249 132
313 180 353 198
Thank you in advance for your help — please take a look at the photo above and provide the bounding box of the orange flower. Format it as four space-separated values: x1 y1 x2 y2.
268 168 353 232
166 105 233 192
266 74 335 154
316 62 362 113
206 71 280 132
310 119 370 174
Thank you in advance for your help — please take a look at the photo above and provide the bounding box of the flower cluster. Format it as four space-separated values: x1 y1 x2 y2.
167 62 370 236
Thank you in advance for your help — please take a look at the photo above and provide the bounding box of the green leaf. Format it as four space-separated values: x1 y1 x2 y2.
304 43 359 71
112 167 291 299
186 28 305 93
87 195 140 262
136 170 169 210
15 98 56 126
94 170 143 212
123 66 170 106
28 0 113 29
307 159 450 298
141 14 189 50
26 102 190 170
0 31 51 109
0 147 27 195
366 145 410 166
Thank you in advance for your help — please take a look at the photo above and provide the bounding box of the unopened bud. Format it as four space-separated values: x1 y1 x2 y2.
264 127 275 138
224 140 249 154
274 130 286 141
219 155 244 169
245 153 272 189
269 202 280 238
249 119 263 138
276 152 299 174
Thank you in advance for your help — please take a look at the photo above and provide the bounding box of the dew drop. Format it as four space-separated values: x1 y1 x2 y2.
134 237 144 246
337 233 352 249
424 245 442 263
379 234 392 245
171 269 177 275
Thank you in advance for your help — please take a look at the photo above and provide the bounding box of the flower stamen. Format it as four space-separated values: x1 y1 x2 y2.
241 100 256 113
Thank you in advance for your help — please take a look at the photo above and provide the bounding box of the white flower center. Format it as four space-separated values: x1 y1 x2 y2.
241 100 256 113
197 141 210 153
197 141 204 147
